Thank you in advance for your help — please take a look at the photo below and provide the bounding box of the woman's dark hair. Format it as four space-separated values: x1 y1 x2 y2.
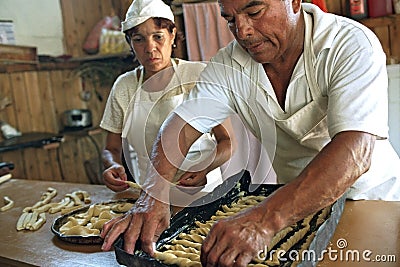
125 17 182 47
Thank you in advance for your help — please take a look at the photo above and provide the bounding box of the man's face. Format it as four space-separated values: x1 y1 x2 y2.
219 0 301 64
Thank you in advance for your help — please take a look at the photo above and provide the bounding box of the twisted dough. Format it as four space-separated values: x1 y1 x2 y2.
155 194 330 267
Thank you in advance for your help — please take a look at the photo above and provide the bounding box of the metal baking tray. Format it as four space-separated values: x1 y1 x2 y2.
51 198 137 244
114 171 345 266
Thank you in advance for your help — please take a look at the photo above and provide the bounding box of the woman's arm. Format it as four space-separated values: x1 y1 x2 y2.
178 118 235 186
102 132 129 191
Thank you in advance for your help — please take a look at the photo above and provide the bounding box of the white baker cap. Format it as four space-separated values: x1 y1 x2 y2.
121 0 175 32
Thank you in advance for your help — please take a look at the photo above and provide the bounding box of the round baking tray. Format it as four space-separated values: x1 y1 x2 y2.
51 198 137 244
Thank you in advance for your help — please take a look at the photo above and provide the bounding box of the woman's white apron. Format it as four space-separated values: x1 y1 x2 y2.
122 59 222 192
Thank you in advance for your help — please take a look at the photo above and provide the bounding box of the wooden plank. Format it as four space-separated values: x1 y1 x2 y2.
0 44 37 62
100 0 115 16
60 0 83 57
0 150 26 179
50 70 69 131
370 26 391 62
22 148 41 180
46 147 63 181
0 73 18 134
9 73 31 132
325 0 343 15
24 72 46 132
37 71 59 133
35 147 59 181
58 138 82 183
78 137 95 183
361 16 394 28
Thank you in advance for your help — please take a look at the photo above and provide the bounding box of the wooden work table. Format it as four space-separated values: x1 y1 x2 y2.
0 179 399 267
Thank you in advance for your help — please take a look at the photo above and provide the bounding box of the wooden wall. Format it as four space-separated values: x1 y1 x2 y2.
0 67 113 183
0 0 137 184
325 0 400 64
60 0 132 58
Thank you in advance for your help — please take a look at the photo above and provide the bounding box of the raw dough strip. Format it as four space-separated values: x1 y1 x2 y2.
178 232 205 243
23 187 58 212
279 225 310 253
154 251 201 267
221 204 247 213
290 232 316 267
59 202 131 236
111 202 134 213
215 210 236 217
16 212 29 231
194 220 213 229
267 226 294 252
125 181 142 190
60 205 84 215
301 213 315 227
0 196 14 211
163 244 199 254
33 202 59 213
315 205 331 226
49 197 71 214
29 212 46 231
62 225 100 236
189 227 209 236
157 194 320 267
72 190 91 204
162 250 200 261
16 189 93 232
171 239 202 250
257 225 311 265
26 211 39 229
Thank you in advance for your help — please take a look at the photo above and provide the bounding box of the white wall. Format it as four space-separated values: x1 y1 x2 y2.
388 64 400 156
0 0 64 56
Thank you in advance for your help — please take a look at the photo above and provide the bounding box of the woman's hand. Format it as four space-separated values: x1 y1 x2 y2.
177 169 208 187
101 192 171 255
103 164 129 192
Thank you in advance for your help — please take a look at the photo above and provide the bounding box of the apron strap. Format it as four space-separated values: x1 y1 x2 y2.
303 10 322 101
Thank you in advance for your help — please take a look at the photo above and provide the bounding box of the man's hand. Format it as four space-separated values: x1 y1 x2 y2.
101 192 171 255
201 204 275 267
103 164 129 192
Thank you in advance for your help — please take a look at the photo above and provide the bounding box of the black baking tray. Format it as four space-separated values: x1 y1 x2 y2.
114 171 345 267
52 198 137 244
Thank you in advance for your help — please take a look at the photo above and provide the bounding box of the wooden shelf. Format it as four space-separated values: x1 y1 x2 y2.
360 13 400 64
0 52 134 74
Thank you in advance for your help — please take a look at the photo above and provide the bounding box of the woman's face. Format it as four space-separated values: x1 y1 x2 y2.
128 19 176 78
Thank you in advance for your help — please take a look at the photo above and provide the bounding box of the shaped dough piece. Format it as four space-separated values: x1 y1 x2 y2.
125 181 141 190
111 202 134 213
62 225 100 236
0 196 14 211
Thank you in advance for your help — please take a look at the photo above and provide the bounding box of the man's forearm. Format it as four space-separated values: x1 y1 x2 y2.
149 114 203 182
258 131 375 235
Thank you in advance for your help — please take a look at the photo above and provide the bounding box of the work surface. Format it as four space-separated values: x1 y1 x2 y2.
0 179 399 267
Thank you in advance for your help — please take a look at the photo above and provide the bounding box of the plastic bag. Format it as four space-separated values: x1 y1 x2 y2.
83 16 120 54
99 29 130 54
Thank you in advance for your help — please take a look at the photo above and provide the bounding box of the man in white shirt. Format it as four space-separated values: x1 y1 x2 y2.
101 1 400 266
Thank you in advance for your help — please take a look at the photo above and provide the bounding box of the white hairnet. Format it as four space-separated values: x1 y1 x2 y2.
121 0 175 32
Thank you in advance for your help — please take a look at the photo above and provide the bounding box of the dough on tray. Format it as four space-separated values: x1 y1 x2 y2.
154 194 332 267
